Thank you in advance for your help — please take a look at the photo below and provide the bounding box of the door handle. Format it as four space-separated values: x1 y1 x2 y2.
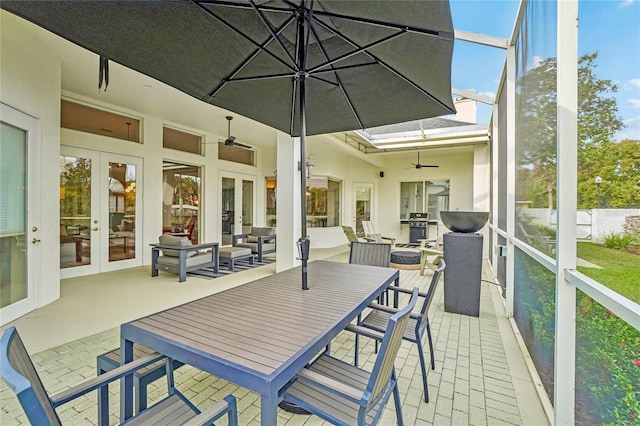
32 238 41 244
92 227 99 231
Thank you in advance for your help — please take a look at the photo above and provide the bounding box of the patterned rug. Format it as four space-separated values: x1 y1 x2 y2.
187 256 276 279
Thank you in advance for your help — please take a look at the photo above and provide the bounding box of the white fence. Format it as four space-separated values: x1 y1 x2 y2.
519 208 640 243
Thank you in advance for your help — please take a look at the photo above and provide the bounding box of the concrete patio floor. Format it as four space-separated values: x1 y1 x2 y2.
0 246 549 425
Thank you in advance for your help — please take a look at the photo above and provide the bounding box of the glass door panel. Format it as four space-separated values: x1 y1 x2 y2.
60 155 93 269
242 180 254 234
0 122 28 308
354 184 373 236
162 162 201 244
107 162 137 262
221 177 235 246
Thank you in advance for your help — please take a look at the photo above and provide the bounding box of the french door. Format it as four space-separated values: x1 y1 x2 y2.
353 183 374 236
60 147 143 278
220 172 255 246
0 104 40 325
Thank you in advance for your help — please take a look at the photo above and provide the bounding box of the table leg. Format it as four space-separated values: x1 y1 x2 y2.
120 338 134 420
261 393 278 425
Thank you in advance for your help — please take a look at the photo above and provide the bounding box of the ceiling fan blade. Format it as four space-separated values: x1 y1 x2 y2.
421 164 439 168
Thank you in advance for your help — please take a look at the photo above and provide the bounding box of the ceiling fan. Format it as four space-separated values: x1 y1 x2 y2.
222 116 251 149
409 152 439 169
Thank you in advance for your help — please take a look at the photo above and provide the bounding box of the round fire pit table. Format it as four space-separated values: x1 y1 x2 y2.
390 250 421 270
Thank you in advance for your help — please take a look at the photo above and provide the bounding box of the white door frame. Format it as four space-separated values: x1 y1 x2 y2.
218 171 257 244
0 103 41 325
352 182 375 235
60 147 143 278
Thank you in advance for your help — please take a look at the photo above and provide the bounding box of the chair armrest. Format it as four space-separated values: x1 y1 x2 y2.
385 285 429 298
296 368 364 403
345 324 385 341
367 303 421 321
189 242 218 251
181 395 237 426
50 353 165 407
257 235 276 243
150 242 216 252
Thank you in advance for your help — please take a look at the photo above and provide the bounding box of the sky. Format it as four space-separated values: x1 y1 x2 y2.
449 0 640 141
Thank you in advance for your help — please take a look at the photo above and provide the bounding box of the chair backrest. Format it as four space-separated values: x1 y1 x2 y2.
366 288 419 405
349 242 391 267
417 259 446 322
341 226 360 245
0 327 62 425
362 221 375 236
185 216 197 240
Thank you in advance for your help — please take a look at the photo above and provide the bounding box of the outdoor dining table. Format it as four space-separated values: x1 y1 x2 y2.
119 259 399 424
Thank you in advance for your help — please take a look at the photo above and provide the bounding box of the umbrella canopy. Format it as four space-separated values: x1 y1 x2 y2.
2 0 456 288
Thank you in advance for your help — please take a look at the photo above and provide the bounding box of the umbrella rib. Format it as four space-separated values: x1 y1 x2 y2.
190 0 298 97
313 18 455 114
312 10 453 41
248 0 297 68
307 29 405 74
309 24 364 129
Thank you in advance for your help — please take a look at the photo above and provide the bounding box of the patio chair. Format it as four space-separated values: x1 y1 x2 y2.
232 226 276 262
282 288 419 426
362 220 396 246
349 241 392 267
150 234 219 282
0 326 238 426
96 344 185 426
341 225 362 246
354 259 446 403
419 236 444 275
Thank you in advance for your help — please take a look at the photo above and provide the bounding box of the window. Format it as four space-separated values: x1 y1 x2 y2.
163 126 203 155
400 180 449 221
266 177 277 227
61 99 140 142
306 177 341 228
162 162 201 244
218 143 255 166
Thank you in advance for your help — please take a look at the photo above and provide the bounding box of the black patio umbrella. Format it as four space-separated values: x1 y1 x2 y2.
2 0 456 289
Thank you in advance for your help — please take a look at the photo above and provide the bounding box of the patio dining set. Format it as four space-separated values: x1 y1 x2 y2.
1 242 446 426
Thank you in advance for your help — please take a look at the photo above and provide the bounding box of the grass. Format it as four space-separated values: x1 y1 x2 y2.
577 242 640 304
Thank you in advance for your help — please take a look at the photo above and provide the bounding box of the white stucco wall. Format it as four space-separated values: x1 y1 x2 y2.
1 12 62 306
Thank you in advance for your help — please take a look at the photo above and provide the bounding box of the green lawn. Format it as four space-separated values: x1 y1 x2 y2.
577 242 640 304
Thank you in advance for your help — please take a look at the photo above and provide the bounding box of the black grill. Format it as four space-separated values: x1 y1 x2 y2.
408 212 428 245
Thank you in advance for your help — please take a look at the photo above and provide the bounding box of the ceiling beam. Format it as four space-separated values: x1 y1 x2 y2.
454 29 508 49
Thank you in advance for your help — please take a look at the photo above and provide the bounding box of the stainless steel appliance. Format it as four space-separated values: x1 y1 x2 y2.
408 212 429 246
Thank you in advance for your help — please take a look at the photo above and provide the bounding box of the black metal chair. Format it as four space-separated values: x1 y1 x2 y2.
354 259 446 403
0 326 238 426
282 288 419 426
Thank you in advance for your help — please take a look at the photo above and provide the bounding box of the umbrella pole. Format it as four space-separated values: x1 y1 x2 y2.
297 22 310 291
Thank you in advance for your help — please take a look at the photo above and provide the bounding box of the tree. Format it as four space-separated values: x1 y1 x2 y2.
515 52 628 208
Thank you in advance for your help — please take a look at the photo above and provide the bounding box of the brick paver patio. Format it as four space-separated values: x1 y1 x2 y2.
0 263 544 425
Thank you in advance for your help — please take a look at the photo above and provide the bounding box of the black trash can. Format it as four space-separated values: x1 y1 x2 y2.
443 232 483 317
